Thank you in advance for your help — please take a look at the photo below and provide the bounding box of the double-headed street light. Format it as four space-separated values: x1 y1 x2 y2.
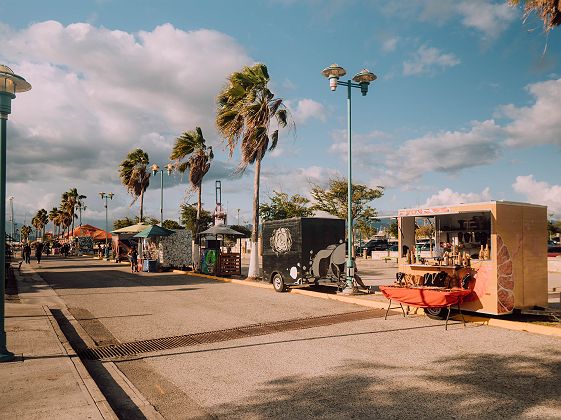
99 192 114 259
151 163 173 226
76 201 87 227
321 63 376 294
0 65 31 362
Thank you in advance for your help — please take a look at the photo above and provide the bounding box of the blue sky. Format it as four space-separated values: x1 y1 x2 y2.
1 0 561 229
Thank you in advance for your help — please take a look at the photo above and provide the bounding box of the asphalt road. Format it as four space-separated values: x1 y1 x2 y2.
31 257 561 419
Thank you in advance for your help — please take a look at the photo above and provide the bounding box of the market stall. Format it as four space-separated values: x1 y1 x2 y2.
198 225 243 276
389 201 547 317
133 225 175 272
111 223 150 262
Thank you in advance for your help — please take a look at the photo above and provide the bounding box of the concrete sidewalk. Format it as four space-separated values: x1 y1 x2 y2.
0 264 116 419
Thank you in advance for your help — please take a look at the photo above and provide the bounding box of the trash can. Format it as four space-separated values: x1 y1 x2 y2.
143 259 158 272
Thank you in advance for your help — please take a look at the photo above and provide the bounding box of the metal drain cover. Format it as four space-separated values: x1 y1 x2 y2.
78 309 384 360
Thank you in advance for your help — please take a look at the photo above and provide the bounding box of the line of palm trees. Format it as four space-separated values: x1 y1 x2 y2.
118 63 291 278
23 188 86 242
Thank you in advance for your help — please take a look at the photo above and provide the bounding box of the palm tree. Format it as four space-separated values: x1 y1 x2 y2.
119 149 150 222
20 225 31 242
509 0 561 32
216 63 290 279
38 209 48 238
170 127 214 269
61 188 86 235
49 207 60 238
31 209 48 240
31 215 40 240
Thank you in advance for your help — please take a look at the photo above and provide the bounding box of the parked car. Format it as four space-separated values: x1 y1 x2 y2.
360 239 389 253
548 245 561 257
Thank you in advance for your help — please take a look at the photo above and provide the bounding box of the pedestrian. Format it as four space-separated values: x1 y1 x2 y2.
129 247 138 273
61 243 69 258
35 242 44 264
23 242 31 264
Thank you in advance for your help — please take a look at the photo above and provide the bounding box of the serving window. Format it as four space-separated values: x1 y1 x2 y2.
399 211 493 264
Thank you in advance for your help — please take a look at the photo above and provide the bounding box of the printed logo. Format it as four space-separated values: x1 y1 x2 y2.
270 227 292 255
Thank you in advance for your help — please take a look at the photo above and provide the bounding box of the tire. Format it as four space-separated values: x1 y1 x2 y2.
425 307 449 320
272 273 287 293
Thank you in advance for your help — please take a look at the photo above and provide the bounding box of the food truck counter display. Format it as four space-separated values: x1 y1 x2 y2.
395 201 547 316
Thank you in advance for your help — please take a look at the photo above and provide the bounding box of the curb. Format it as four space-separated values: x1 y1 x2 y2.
44 305 118 420
20 263 163 419
176 270 561 338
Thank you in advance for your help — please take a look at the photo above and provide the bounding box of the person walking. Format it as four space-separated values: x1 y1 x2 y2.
35 241 44 264
129 247 138 273
23 242 31 264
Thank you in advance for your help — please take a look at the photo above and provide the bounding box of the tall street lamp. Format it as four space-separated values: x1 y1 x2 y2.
321 63 376 294
151 163 173 226
76 201 87 227
99 192 114 259
8 196 14 242
0 65 31 362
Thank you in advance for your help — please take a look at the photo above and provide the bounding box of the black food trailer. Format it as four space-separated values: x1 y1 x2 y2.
262 217 346 292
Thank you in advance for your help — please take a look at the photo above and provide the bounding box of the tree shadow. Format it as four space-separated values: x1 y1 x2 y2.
212 351 561 418
18 263 217 293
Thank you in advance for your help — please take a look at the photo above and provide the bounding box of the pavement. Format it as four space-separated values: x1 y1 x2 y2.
2 254 561 419
1 262 117 419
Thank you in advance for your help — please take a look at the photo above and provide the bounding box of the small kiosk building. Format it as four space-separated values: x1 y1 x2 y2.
396 201 547 315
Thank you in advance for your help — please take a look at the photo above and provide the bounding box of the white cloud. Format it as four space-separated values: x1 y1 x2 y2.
381 0 517 40
457 1 517 40
512 175 561 216
260 164 341 199
372 120 503 188
403 45 460 76
328 129 392 169
500 78 561 147
286 98 326 124
381 36 399 52
422 187 492 207
0 20 252 219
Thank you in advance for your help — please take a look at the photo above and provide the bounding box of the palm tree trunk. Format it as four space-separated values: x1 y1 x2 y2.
139 190 144 222
193 185 202 271
247 157 261 279
71 210 75 236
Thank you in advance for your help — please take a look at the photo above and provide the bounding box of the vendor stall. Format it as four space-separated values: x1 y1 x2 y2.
134 225 175 272
392 201 547 317
198 225 243 276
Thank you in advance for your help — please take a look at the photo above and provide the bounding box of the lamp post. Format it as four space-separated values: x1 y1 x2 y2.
321 63 376 294
151 163 173 226
76 202 87 227
8 196 14 243
0 65 31 362
99 192 113 260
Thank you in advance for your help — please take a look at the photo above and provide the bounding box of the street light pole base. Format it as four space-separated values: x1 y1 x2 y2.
337 286 359 296
0 349 15 363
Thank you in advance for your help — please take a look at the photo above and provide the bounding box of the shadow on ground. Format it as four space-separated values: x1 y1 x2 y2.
212 352 561 418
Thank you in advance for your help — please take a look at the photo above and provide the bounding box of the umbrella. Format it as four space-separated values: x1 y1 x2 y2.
133 225 175 238
112 222 151 234
198 225 244 236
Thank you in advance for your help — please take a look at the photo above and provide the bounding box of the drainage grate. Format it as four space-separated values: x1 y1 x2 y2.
78 309 384 360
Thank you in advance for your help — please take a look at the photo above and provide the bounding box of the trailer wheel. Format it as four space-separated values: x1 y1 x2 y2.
272 273 287 292
425 307 449 320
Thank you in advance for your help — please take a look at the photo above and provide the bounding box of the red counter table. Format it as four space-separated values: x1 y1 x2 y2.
379 285 473 329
